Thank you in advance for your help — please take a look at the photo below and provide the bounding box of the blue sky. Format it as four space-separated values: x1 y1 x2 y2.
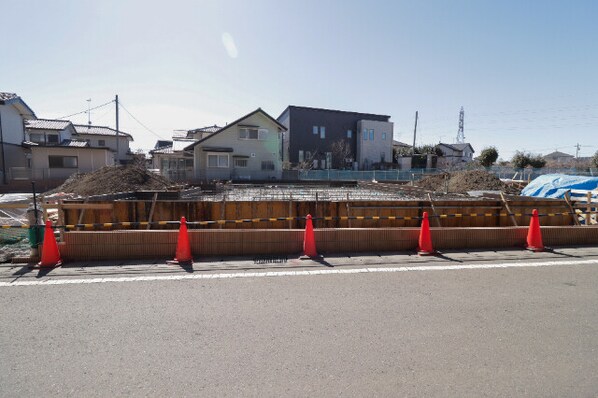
2 0 597 159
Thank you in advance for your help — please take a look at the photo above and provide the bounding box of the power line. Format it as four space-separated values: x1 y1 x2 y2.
58 99 115 120
117 101 167 140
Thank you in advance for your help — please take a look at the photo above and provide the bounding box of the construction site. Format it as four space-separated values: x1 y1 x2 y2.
0 164 597 264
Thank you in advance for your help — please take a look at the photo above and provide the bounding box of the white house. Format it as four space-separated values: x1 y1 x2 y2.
185 108 286 181
0 92 36 184
437 142 475 165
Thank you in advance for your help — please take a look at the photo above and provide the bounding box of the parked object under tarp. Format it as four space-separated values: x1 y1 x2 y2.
521 174 598 199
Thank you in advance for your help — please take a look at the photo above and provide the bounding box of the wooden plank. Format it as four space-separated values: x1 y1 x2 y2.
77 198 89 231
146 192 158 230
564 191 581 226
586 192 592 225
60 203 114 210
500 192 518 227
427 193 442 227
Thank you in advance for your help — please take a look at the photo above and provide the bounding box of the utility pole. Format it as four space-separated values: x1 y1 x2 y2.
115 95 120 165
0 109 6 185
412 111 418 155
575 143 581 159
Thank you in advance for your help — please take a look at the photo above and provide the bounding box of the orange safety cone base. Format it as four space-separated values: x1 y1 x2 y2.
299 253 323 260
30 259 62 269
417 249 435 256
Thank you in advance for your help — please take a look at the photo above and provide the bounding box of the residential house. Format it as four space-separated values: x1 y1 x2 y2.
437 142 475 166
543 151 575 165
0 92 36 184
185 109 286 181
73 124 134 163
23 119 116 183
277 105 393 170
150 133 195 181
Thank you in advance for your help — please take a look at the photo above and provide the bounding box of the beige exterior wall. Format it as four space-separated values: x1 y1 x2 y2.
356 120 393 170
30 147 113 179
76 134 132 161
193 112 283 180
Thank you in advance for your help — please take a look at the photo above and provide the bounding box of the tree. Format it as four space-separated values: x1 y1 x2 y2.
330 139 352 169
478 146 499 167
527 155 546 169
592 150 598 168
511 151 529 169
511 151 546 169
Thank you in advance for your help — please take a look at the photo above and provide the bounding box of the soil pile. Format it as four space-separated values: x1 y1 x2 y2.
49 165 177 196
416 170 519 194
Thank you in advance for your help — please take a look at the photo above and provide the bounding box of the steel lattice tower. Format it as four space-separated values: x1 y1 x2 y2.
456 107 465 143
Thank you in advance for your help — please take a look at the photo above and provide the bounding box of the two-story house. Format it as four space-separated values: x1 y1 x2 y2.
437 142 475 166
73 124 134 163
0 92 37 184
23 119 117 183
185 108 286 181
277 105 394 170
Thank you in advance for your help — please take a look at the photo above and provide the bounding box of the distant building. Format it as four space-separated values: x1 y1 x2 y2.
277 105 393 170
543 151 574 164
437 142 475 165
185 108 286 181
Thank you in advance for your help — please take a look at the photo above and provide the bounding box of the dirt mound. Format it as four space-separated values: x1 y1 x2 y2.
416 170 519 194
49 165 177 196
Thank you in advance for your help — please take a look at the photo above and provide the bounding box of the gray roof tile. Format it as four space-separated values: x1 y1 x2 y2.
74 124 133 139
25 119 72 130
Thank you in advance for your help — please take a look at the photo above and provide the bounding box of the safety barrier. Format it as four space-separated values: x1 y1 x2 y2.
4 209 598 230
28 209 598 264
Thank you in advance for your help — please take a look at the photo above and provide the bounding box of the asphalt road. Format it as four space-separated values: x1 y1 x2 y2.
1 249 598 397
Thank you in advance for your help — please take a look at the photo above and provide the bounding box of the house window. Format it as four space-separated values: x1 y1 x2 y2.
207 153 229 168
312 126 318 135
234 158 248 168
347 130 352 138
98 139 106 146
30 133 43 143
185 159 193 168
306 151 312 160
239 128 259 140
261 160 275 170
363 129 368 140
49 155 78 168
298 150 304 162
320 126 325 139
369 129 374 140
382 132 386 140
47 134 59 144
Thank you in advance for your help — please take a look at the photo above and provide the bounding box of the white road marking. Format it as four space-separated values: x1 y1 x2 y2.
1 259 598 288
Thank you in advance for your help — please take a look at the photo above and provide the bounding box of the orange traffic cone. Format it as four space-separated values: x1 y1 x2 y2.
417 211 435 255
37 220 62 268
169 217 193 264
302 214 319 258
526 209 544 252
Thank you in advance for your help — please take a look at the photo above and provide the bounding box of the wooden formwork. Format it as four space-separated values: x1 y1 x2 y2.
59 197 575 229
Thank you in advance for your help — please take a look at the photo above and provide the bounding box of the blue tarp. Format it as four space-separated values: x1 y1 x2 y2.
521 174 598 199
